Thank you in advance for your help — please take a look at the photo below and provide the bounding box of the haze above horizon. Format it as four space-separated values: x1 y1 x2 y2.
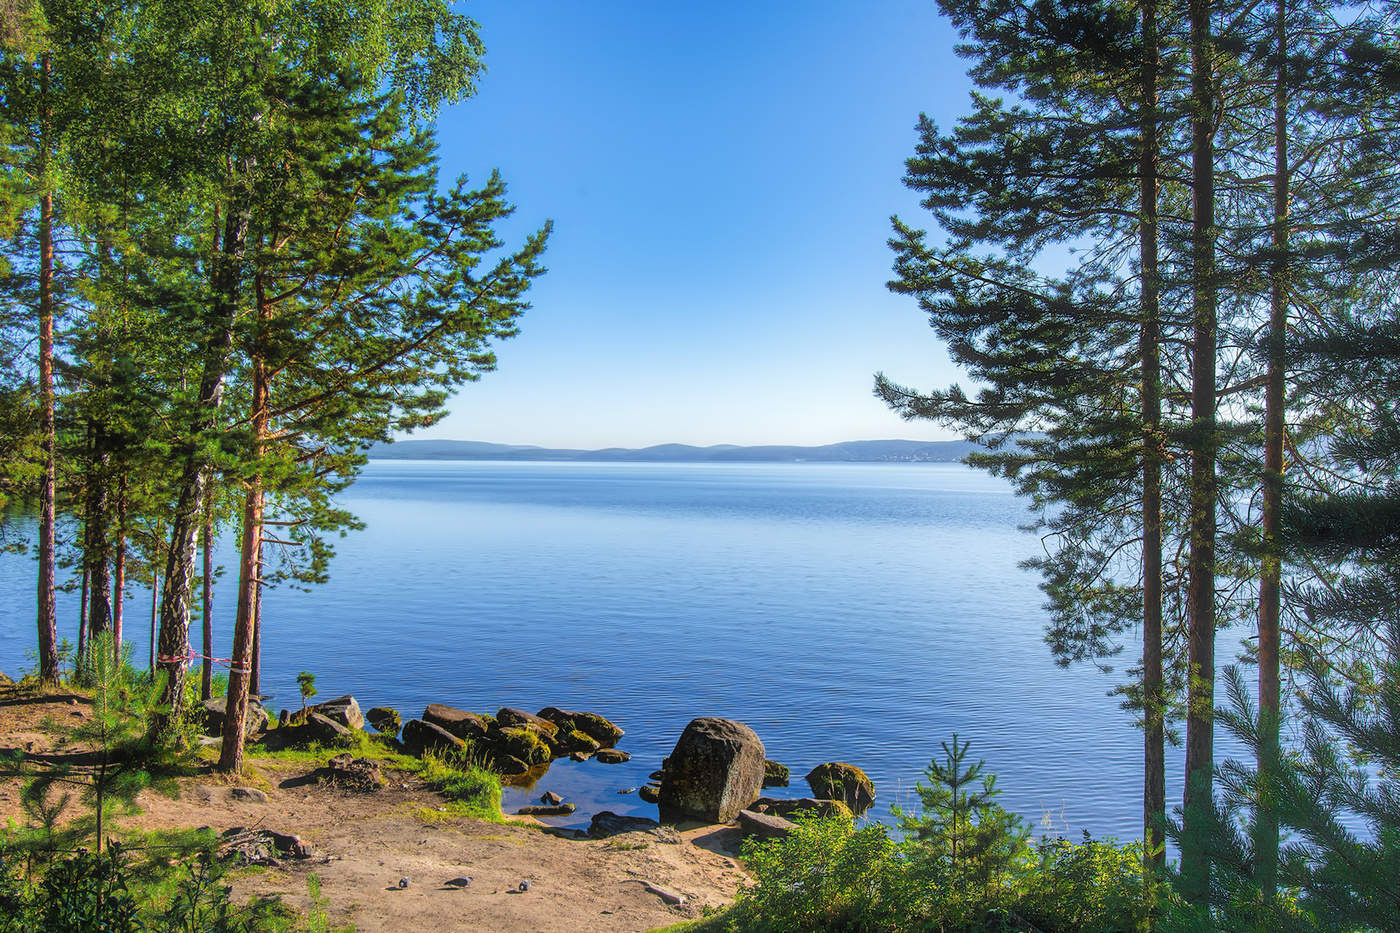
418 1 971 450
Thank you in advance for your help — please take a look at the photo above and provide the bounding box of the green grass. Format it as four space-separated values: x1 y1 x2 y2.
244 732 503 823
415 749 503 822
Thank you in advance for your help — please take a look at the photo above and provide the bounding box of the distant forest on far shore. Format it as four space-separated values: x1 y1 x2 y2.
368 439 979 463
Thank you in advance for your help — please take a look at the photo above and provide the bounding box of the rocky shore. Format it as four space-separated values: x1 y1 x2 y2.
199 694 878 844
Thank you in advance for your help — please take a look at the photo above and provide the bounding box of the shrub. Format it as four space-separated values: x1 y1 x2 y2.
731 815 913 932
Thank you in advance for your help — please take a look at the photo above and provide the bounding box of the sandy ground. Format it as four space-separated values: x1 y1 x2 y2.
0 684 747 932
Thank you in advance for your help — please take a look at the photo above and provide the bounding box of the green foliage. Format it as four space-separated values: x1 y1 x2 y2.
1019 834 1159 932
295 671 316 713
728 738 1160 932
15 633 195 852
732 816 909 932
896 734 1031 903
0 838 348 932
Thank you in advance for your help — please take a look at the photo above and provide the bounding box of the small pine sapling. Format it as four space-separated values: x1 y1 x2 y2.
297 671 317 716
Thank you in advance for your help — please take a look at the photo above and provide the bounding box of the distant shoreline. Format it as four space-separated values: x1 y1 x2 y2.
368 438 978 464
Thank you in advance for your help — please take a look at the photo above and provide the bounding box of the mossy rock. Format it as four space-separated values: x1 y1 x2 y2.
366 707 401 735
495 727 551 766
496 708 558 739
537 707 624 747
763 759 790 787
805 762 875 814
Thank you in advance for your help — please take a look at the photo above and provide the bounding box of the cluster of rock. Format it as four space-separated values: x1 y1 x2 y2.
656 717 876 841
398 703 626 777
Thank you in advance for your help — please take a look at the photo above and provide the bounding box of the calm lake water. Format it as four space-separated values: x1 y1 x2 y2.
1 460 1182 838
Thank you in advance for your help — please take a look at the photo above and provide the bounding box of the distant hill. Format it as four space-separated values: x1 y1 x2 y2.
368 439 980 463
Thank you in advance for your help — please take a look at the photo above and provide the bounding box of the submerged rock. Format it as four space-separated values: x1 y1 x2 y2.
516 803 576 816
595 748 630 764
659 717 765 824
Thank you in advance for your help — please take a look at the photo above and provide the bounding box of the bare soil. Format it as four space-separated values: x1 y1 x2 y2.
0 684 746 932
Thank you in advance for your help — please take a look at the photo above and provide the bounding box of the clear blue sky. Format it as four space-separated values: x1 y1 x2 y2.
422 1 972 449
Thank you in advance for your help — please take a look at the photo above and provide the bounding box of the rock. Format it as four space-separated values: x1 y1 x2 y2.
401 718 465 757
750 796 854 821
366 707 402 735
763 759 790 787
515 804 576 816
199 696 269 738
554 729 601 756
220 827 312 863
309 695 364 731
0 671 13 687
325 753 385 790
494 727 552 767
422 704 490 741
540 791 563 805
278 709 291 728
569 750 592 762
639 784 661 804
649 770 665 781
537 707 624 747
588 811 660 837
496 707 558 738
229 787 268 804
642 882 685 906
659 717 765 823
595 748 630 764
737 809 796 841
805 762 876 814
617 788 637 795
304 711 354 746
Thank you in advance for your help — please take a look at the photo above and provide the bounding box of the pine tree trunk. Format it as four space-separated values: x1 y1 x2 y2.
113 478 126 661
201 490 214 701
148 566 158 673
1182 0 1219 903
1255 0 1289 898
219 274 269 774
34 52 59 686
152 202 248 740
249 581 262 699
1139 0 1166 873
78 565 89 662
85 428 114 640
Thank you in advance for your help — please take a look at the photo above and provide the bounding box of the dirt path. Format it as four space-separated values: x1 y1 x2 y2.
0 685 747 932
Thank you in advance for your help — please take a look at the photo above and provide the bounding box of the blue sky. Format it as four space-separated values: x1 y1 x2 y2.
423 1 972 448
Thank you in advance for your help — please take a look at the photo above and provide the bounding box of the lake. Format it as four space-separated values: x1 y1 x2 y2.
0 459 1173 838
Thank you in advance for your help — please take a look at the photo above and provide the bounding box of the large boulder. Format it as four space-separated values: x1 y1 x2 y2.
422 704 490 741
659 717 765 824
805 762 876 814
537 707 624 747
309 695 363 731
401 718 465 757
199 696 268 738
